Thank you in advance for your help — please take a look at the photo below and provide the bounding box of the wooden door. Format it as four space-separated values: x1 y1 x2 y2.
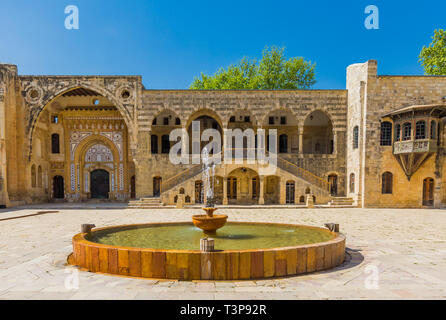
228 177 237 200
423 178 434 206
286 181 295 204
153 177 161 197
195 181 203 204
328 174 338 196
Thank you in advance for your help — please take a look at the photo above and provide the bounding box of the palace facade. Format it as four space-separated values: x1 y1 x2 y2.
1 60 446 208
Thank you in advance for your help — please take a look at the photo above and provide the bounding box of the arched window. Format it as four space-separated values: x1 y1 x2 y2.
161 135 170 154
349 173 355 193
175 118 181 125
415 121 426 140
51 134 60 154
382 172 393 194
299 195 305 203
430 121 437 139
305 187 311 194
31 165 36 188
229 116 236 123
395 124 401 141
279 134 288 153
37 166 42 188
380 122 392 146
151 135 158 154
353 126 359 149
402 123 412 141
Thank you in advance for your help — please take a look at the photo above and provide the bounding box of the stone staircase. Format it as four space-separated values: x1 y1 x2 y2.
128 197 164 208
328 197 356 207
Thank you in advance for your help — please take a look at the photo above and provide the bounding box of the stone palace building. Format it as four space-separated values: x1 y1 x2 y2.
1 60 446 208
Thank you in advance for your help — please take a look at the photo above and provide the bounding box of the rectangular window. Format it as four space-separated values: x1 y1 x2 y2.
51 116 59 124
163 117 169 125
244 116 250 123
280 116 287 125
269 117 274 125
380 122 392 146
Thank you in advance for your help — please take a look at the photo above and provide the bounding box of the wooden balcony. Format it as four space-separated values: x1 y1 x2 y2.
393 139 438 155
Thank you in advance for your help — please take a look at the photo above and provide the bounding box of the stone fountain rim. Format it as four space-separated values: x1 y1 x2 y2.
72 221 343 253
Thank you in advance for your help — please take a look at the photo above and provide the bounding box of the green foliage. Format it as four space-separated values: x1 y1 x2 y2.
190 46 316 90
419 29 446 75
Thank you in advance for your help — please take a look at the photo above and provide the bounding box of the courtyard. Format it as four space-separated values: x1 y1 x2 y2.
0 205 445 300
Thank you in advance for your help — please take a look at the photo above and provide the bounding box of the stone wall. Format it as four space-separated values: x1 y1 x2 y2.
135 90 348 199
358 61 446 207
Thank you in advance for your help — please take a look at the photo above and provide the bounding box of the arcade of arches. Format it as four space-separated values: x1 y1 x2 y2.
4 59 446 208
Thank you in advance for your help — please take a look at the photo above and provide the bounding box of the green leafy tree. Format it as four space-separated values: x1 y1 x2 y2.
419 29 446 75
190 46 316 89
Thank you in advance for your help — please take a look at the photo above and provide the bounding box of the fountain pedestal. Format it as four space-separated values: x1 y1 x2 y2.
192 207 228 235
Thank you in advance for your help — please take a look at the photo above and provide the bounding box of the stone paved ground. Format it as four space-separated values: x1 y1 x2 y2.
0 205 445 300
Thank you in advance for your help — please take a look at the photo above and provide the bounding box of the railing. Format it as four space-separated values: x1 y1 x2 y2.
275 156 330 191
162 163 204 194
161 148 330 194
393 139 438 154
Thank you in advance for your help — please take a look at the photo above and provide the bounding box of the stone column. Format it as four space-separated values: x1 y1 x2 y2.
279 178 286 205
181 126 188 164
223 177 228 205
258 175 265 205
333 130 338 154
434 178 441 209
298 128 304 154
147 130 152 154
135 131 153 198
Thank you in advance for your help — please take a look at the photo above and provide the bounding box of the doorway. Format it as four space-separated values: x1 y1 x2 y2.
228 177 237 200
328 174 338 196
153 177 162 197
195 181 203 204
53 176 64 199
90 169 110 199
130 176 136 199
286 181 295 204
423 178 434 206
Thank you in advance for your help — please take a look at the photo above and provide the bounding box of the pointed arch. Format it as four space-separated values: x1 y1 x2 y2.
27 84 135 159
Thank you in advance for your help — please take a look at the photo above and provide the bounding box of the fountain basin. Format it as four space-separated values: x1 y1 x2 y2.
68 222 346 281
192 214 228 234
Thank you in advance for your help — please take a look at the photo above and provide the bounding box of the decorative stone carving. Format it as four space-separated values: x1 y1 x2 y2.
85 144 114 162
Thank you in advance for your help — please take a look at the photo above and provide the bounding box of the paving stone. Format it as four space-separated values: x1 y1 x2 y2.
0 206 445 299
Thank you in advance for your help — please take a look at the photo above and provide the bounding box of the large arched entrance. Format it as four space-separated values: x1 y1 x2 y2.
303 110 334 154
187 113 223 155
226 168 259 204
90 169 110 199
26 86 133 203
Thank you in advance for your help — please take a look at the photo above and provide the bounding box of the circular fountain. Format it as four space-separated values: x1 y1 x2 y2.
67 148 346 280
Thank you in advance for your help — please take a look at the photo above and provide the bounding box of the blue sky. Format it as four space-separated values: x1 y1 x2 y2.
0 0 444 89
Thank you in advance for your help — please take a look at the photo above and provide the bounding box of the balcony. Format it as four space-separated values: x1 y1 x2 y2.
393 139 438 155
